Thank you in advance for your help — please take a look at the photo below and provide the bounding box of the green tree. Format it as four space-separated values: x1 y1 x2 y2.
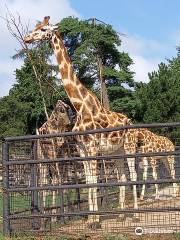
0 44 64 137
135 56 180 138
136 60 180 123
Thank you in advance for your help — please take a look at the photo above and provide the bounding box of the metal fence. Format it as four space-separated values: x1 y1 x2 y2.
2 122 180 238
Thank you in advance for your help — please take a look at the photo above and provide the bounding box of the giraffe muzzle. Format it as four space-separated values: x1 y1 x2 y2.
24 36 33 44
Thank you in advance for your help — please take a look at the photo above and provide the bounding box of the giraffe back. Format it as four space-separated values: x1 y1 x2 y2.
138 128 175 153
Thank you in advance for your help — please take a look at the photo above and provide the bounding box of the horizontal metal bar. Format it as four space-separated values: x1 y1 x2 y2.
4 122 180 142
9 207 180 220
5 150 180 166
7 178 180 192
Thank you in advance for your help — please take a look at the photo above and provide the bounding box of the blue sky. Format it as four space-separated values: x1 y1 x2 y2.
70 0 180 40
0 0 180 97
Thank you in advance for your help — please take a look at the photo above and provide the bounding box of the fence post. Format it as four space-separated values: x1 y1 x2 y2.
100 160 105 207
31 140 40 230
59 188 65 223
74 161 81 211
2 141 11 237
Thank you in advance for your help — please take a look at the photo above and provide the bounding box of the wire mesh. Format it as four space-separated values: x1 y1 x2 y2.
2 123 180 237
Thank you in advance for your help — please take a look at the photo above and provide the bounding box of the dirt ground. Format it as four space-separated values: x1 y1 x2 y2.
20 233 180 240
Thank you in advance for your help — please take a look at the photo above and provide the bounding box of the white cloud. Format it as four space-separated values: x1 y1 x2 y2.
120 35 170 82
0 73 15 97
2 0 80 25
171 29 180 48
121 35 168 57
0 58 22 96
0 0 80 97
130 55 159 82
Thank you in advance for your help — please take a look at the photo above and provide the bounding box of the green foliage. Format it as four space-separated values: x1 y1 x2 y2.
175 232 180 240
0 44 65 137
103 234 128 240
134 58 180 138
135 59 180 123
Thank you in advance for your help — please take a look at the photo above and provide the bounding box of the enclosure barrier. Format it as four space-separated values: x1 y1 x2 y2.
2 122 180 238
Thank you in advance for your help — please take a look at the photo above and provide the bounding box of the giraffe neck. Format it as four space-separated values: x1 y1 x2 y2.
51 32 101 115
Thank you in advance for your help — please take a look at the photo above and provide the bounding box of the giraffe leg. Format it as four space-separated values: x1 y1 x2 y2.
168 156 178 197
115 157 127 221
51 173 58 223
152 163 159 199
82 156 100 229
87 160 100 228
38 164 49 229
140 157 148 201
39 164 48 211
126 157 139 222
123 130 139 222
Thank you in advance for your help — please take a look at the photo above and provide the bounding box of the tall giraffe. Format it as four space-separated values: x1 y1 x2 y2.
24 17 139 227
137 129 178 200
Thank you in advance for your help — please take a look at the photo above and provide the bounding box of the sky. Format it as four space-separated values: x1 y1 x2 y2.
0 0 180 97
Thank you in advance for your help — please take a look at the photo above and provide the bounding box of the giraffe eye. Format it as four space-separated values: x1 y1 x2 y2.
41 28 46 32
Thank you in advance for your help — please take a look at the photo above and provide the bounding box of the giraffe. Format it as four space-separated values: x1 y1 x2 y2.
24 16 139 227
137 128 178 200
37 100 75 221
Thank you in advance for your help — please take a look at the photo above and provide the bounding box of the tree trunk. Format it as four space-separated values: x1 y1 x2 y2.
97 56 110 110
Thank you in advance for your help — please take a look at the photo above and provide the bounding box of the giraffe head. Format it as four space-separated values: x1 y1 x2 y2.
24 16 58 43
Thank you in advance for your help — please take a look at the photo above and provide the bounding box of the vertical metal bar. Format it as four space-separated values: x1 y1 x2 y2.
74 162 80 211
102 160 108 206
100 160 105 207
60 189 65 223
30 140 40 230
76 188 81 211
135 151 141 198
2 141 11 237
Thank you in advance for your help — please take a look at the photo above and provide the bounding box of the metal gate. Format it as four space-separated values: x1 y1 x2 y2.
2 122 180 238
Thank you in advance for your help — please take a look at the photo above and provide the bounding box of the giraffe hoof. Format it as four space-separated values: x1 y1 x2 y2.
132 216 140 222
172 189 179 198
87 221 101 230
117 214 126 222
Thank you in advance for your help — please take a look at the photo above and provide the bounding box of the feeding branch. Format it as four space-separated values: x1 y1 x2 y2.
4 10 50 120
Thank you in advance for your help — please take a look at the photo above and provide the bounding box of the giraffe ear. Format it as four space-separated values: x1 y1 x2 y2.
124 118 132 125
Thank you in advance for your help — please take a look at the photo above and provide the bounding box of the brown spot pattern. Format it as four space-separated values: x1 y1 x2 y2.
65 83 82 100
79 86 88 98
57 51 63 64
73 102 82 111
61 63 68 79
54 37 58 44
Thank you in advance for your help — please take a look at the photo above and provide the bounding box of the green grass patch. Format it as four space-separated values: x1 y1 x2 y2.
103 234 128 240
175 232 180 240
0 194 3 217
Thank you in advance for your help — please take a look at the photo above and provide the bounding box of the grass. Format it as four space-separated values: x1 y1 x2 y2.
103 234 128 240
0 194 3 217
0 189 81 215
175 232 180 240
